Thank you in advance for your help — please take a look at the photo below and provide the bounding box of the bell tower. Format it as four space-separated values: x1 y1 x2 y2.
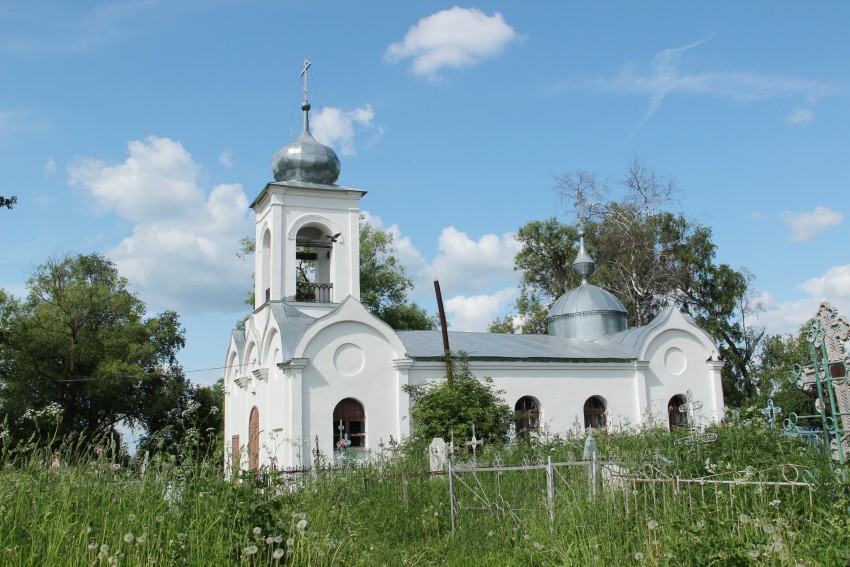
249 60 366 316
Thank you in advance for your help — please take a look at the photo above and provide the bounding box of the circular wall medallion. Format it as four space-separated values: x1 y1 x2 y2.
664 347 687 376
334 343 365 376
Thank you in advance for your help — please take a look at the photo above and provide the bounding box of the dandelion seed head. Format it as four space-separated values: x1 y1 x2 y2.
286 538 294 547
253 526 262 536
533 542 543 550
177 533 187 542
100 544 109 554
748 550 760 558
155 515 164 523
243 545 258 555
739 514 750 524
488 531 493 537
763 523 776 534
634 552 644 560
273 548 284 560
523 534 529 541
136 534 146 544
295 519 307 532
770 499 781 507
128 514 136 522
88 543 97 550
646 519 659 530
123 532 134 543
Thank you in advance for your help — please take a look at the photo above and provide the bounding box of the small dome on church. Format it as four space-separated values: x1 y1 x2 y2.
546 230 628 341
271 97 341 184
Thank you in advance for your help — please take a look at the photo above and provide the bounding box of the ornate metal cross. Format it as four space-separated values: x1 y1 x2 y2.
679 390 703 429
464 424 484 463
760 398 782 429
300 59 311 100
786 302 850 479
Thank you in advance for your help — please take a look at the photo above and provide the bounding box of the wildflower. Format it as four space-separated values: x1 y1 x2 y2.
523 534 529 541
107 557 116 565
632 489 639 496
128 514 136 522
753 519 762 529
88 543 97 551
100 545 109 554
266 536 274 544
244 545 258 555
273 548 284 560
136 533 147 544
85 526 92 534
155 515 164 523
533 542 543 551
738 514 750 524
763 523 775 534
748 550 760 558
769 499 781 507
634 552 644 560
295 519 308 532
286 538 294 547
488 531 494 537
253 526 262 536
646 519 659 530
433 511 439 517
123 532 134 543
273 536 282 544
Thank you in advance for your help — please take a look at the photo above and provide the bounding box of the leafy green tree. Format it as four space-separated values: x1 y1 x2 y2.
0 253 187 445
491 160 763 405
0 196 15 210
749 330 817 419
402 353 512 444
359 220 436 330
237 220 436 330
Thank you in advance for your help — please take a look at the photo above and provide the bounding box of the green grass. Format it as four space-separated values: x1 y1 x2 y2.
1 422 848 566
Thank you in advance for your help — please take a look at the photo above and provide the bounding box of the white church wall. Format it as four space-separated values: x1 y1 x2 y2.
299 320 404 461
643 327 723 427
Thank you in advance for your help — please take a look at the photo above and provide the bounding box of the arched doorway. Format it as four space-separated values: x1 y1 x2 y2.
248 407 260 470
514 396 540 433
668 394 688 429
583 396 606 429
333 398 365 448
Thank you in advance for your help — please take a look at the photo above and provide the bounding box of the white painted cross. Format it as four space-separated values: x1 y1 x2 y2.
464 425 484 463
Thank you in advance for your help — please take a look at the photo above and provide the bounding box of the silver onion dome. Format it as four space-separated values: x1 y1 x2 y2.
546 230 628 341
271 100 341 185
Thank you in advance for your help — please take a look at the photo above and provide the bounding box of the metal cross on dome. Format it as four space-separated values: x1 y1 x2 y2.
761 398 782 429
301 59 311 100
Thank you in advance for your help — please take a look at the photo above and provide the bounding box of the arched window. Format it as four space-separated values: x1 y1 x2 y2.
583 396 606 429
668 394 688 430
333 398 365 448
514 396 540 433
248 407 260 470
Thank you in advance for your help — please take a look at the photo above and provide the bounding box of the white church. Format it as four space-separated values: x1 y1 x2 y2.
223 72 725 473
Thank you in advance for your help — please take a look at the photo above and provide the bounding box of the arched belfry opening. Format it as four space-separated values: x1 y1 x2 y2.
584 396 606 429
261 228 272 303
295 224 336 303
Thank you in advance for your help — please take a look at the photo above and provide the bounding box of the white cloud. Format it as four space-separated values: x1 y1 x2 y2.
800 265 850 302
757 266 850 335
218 151 233 167
44 157 56 175
312 105 381 156
786 106 814 124
360 214 522 326
445 288 518 331
779 206 843 241
557 37 834 130
384 7 520 81
419 227 521 296
69 136 204 223
69 137 254 315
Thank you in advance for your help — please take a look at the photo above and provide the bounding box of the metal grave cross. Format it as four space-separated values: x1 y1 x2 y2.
679 390 703 429
464 425 484 463
760 398 782 429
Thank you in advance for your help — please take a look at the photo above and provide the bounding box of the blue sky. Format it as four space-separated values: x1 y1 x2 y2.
2 1 848 386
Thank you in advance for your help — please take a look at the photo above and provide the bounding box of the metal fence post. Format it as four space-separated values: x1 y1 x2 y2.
546 456 555 533
448 460 456 536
